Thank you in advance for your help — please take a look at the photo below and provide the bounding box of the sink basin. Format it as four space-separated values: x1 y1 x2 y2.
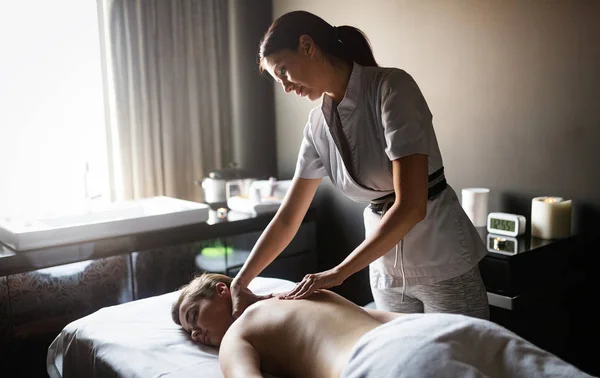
0 196 210 251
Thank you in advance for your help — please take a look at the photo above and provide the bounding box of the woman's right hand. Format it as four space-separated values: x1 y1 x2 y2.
230 280 273 319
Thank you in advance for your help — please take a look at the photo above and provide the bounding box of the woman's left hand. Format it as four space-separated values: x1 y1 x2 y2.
279 268 346 300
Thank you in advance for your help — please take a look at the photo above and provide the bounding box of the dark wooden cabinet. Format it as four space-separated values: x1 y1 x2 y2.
221 221 318 280
478 228 598 376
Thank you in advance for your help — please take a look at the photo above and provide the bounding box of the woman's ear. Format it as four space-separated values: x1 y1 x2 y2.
298 34 315 57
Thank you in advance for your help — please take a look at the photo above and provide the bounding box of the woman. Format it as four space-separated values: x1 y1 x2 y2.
230 10 489 320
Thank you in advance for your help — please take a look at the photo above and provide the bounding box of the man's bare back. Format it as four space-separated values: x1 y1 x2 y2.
219 290 402 378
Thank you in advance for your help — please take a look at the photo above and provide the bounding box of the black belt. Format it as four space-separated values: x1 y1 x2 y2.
369 167 447 214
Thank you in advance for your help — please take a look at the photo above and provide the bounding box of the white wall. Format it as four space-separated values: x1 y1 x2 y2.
0 1 108 217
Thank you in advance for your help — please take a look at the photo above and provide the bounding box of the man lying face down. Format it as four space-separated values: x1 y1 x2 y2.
171 273 400 378
172 273 593 378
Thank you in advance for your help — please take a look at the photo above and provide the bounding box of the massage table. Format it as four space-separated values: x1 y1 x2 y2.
47 276 594 378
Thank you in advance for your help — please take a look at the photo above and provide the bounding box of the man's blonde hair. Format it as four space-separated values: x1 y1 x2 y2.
171 272 233 325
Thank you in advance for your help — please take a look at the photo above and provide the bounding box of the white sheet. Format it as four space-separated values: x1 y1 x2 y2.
50 278 592 378
342 313 594 378
47 276 295 378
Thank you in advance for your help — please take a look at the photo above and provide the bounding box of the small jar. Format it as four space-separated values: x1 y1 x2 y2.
216 207 228 219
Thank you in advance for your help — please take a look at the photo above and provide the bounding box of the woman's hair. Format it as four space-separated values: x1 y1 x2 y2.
171 272 233 325
258 10 377 70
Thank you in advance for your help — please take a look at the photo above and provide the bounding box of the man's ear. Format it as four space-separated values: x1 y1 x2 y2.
298 34 315 57
191 329 202 341
216 282 229 297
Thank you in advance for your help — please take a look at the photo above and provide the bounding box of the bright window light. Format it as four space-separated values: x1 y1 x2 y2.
0 1 109 218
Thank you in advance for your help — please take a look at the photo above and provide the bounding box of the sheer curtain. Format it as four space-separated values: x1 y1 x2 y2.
98 0 233 202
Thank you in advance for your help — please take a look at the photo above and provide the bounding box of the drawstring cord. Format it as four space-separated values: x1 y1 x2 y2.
400 240 406 302
381 202 406 303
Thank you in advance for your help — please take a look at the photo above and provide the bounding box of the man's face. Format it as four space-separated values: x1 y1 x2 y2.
178 283 234 347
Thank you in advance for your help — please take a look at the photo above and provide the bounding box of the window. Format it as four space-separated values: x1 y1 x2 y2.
0 1 109 218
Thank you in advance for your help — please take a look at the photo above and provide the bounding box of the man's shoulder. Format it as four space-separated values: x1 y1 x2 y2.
227 299 282 336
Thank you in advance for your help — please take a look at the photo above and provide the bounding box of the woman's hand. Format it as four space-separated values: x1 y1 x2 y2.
278 268 345 300
230 281 273 319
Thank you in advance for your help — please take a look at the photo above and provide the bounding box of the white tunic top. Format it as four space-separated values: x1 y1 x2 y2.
294 63 487 288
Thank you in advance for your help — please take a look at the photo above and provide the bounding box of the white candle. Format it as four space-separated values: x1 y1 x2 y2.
531 196 572 239
461 188 490 227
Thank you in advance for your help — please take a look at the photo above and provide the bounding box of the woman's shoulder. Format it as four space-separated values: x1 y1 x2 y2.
296 105 326 143
306 105 325 129
362 65 408 77
362 66 422 101
363 66 414 87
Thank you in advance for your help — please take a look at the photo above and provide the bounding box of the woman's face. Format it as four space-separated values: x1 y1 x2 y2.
263 37 327 101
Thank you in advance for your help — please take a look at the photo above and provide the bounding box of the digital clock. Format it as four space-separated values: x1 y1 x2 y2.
487 212 526 237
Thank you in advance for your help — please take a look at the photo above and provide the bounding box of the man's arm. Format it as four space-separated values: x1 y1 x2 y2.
363 307 405 324
219 332 263 378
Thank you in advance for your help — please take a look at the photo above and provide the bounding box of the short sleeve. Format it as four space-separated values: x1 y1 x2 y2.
294 120 328 179
380 70 431 161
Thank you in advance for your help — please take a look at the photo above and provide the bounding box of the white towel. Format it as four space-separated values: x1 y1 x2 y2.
342 313 594 378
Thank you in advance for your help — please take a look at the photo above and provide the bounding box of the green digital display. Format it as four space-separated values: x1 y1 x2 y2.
490 218 516 232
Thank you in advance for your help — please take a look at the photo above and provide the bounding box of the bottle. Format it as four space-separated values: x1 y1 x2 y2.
252 187 262 204
268 177 277 198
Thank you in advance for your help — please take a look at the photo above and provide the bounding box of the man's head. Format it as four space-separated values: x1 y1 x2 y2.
171 273 234 347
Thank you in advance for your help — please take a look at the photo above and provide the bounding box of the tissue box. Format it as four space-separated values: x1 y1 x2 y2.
226 179 291 215
227 196 282 215
249 179 292 199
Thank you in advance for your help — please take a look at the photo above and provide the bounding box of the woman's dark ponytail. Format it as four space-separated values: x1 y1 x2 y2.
335 25 378 67
259 11 378 69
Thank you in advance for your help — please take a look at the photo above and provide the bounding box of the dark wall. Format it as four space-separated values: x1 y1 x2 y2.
311 181 373 305
272 0 600 304
228 0 277 179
